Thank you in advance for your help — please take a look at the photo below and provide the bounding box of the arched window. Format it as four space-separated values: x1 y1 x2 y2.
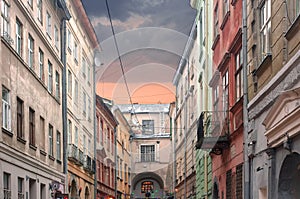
141 181 153 193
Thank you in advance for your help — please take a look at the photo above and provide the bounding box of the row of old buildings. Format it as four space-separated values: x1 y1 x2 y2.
171 0 300 198
0 0 135 198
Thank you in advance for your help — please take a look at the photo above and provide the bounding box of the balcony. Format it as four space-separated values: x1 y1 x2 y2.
195 111 230 155
68 144 79 162
83 155 94 173
78 149 84 165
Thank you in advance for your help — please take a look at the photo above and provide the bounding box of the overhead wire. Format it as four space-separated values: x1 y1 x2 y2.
105 0 141 126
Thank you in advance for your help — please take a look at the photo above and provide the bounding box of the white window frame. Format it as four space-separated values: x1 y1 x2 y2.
74 126 78 146
260 0 271 59
17 177 24 199
46 12 51 37
16 18 22 56
49 124 53 156
82 57 86 78
56 131 61 160
38 48 44 80
37 0 42 23
74 79 78 104
1 0 10 37
28 34 34 68
222 70 229 114
74 42 78 62
2 86 11 131
235 49 243 101
54 25 59 49
48 61 53 93
67 69 72 96
3 172 11 199
140 145 155 162
83 92 87 115
68 119 72 144
55 71 60 99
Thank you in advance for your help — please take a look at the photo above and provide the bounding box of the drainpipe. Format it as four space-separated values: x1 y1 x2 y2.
204 0 209 198
93 52 98 199
115 127 118 199
173 114 177 199
242 0 250 198
61 18 68 193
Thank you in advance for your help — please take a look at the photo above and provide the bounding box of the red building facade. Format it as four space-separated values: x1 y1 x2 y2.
96 96 118 199
208 0 244 198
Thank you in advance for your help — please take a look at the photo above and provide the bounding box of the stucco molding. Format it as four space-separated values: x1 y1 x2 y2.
248 50 300 120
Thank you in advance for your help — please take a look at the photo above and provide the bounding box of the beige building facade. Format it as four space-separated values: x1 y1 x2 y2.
65 0 99 198
112 106 132 199
117 104 172 199
0 0 69 198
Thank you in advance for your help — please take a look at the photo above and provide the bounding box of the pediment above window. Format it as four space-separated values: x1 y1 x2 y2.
263 87 300 147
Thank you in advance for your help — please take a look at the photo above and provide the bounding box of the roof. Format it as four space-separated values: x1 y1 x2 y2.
116 104 170 114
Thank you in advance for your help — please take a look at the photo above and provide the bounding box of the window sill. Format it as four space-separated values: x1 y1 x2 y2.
49 155 55 161
29 144 37 151
40 149 47 156
255 53 272 76
212 34 220 50
285 14 300 40
220 11 230 30
17 136 26 144
2 127 13 137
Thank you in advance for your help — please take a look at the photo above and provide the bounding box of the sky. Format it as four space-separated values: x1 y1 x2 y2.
81 0 197 104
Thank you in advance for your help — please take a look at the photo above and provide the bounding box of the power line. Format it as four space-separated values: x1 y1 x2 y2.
105 0 141 126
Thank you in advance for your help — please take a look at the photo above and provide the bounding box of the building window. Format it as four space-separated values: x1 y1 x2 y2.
83 92 86 115
68 119 72 144
124 164 128 182
141 181 153 193
40 116 45 150
141 145 155 162
67 29 71 50
38 48 44 81
2 86 11 131
67 69 72 96
55 71 60 99
288 0 300 22
49 124 53 156
1 0 10 37
74 126 78 146
213 85 219 113
48 61 53 93
260 0 271 60
214 4 219 39
82 57 86 78
54 26 59 49
74 42 78 62
56 131 61 161
15 18 22 56
37 0 43 23
46 12 51 37
83 134 86 155
17 177 24 199
29 107 35 146
235 49 243 101
223 0 229 17
236 164 243 199
28 0 33 8
74 80 78 104
28 34 34 68
40 183 46 199
88 98 91 121
142 120 154 134
226 169 232 199
3 172 11 199
87 66 91 84
17 97 24 138
222 70 229 113
88 139 91 155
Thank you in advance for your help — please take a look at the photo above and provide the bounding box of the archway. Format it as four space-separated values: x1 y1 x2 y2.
278 152 300 198
70 179 77 199
84 186 90 199
212 177 219 199
132 172 164 199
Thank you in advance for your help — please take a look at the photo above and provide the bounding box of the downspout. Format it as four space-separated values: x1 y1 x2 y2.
93 52 98 199
61 18 68 193
204 0 209 198
242 0 250 198
115 127 118 199
173 109 177 199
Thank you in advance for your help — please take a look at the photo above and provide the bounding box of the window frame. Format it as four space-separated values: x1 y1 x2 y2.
140 145 155 162
48 124 53 156
28 34 34 68
37 0 43 23
1 0 10 37
2 86 11 131
46 11 51 38
17 97 24 139
260 0 271 60
55 70 60 99
29 107 35 146
38 48 44 81
15 18 22 56
48 61 53 93
56 131 61 161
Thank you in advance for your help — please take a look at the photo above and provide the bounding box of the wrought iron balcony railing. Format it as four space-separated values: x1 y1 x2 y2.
68 144 79 162
84 155 93 173
195 111 230 155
